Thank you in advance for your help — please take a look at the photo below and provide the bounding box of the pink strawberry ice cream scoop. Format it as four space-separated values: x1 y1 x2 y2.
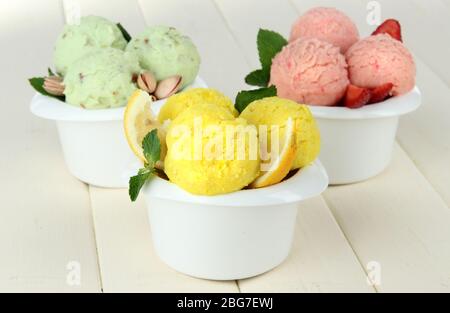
346 34 416 96
270 38 349 106
290 7 359 53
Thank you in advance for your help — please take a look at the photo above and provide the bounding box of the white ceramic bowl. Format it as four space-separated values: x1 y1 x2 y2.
30 76 207 188
142 161 329 281
308 87 421 185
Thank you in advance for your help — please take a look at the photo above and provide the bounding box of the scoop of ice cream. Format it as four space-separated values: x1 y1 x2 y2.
158 88 238 123
54 16 128 76
346 34 416 96
64 48 141 109
240 97 320 170
126 26 201 88
290 7 359 53
164 103 260 196
270 38 349 106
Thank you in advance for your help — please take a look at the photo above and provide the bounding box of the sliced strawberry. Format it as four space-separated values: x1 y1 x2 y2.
369 83 394 104
344 84 371 109
372 19 403 42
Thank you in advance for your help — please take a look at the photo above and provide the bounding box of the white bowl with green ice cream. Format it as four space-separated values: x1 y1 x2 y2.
31 17 205 188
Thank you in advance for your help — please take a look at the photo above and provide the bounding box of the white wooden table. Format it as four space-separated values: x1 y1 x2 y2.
1 0 449 293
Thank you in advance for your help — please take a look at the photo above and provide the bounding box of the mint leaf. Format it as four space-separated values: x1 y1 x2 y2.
128 129 162 202
29 77 48 95
257 29 288 71
28 77 65 101
245 69 269 87
235 86 277 113
129 168 153 202
48 68 55 76
117 23 132 42
142 129 161 166
243 29 287 88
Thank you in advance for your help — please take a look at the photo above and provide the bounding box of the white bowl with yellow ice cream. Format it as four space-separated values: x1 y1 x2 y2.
143 160 328 281
134 91 328 280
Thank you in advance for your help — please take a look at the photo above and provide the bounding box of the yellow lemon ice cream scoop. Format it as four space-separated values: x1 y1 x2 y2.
240 97 320 169
158 88 238 123
164 103 260 196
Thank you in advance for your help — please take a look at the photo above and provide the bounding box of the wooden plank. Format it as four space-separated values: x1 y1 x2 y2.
324 144 450 293
216 0 298 70
67 0 147 35
215 0 374 293
90 188 238 292
138 0 249 99
443 0 450 10
71 0 238 292
397 58 450 206
0 0 101 292
239 197 374 293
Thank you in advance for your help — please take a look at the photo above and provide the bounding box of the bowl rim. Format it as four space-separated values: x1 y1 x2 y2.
30 76 207 122
143 160 329 208
308 86 421 120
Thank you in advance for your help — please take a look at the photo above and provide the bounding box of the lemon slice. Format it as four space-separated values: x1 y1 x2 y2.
124 90 166 168
251 118 297 189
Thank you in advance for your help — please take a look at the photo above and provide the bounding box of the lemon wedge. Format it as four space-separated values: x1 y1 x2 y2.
124 90 166 168
251 118 297 189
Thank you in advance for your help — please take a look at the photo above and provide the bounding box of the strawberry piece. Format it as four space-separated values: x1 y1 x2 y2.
344 84 371 109
369 83 394 104
372 19 403 42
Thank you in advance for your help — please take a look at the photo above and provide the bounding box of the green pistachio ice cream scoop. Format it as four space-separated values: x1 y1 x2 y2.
54 16 128 76
126 26 201 88
64 48 141 109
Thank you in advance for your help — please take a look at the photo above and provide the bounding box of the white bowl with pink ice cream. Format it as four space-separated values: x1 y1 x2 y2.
312 33 419 184
268 8 420 184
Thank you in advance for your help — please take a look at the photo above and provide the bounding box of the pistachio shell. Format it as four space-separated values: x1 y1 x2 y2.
43 76 65 96
154 76 182 100
137 71 157 94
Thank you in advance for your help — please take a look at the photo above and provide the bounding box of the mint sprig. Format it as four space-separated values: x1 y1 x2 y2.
235 86 277 113
28 76 65 101
245 29 288 88
117 23 132 42
257 29 288 71
129 129 161 202
235 29 286 112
